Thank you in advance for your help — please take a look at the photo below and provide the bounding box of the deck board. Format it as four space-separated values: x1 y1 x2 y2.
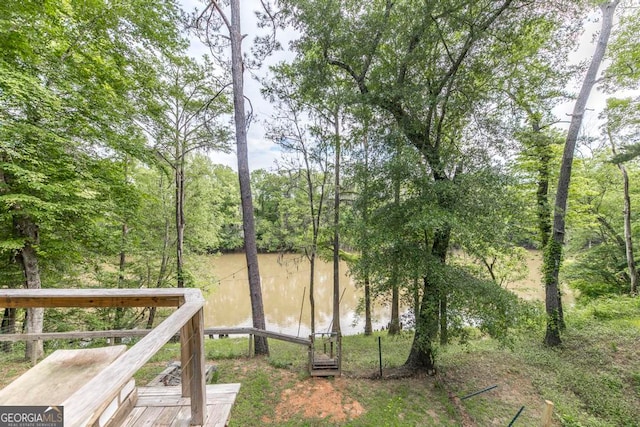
121 384 240 427
0 346 127 406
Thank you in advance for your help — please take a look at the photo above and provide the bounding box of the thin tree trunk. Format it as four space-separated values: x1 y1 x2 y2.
148 178 172 329
114 222 128 343
389 150 401 336
362 134 372 336
309 252 316 335
608 129 638 295
176 161 185 288
1 308 16 353
389 280 400 335
433 227 450 346
412 277 420 324
332 111 341 334
229 0 268 355
364 275 372 335
544 0 619 346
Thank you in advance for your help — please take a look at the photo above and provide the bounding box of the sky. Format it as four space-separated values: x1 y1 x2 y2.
180 0 292 171
179 1 621 171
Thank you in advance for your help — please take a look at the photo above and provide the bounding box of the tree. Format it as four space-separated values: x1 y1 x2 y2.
283 0 555 370
149 54 231 288
0 0 182 360
603 97 640 295
263 67 332 334
195 0 270 355
543 0 620 346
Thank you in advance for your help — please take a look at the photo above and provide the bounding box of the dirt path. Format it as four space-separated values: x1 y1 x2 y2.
266 377 365 424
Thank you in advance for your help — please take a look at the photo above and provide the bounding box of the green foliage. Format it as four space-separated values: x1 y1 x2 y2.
0 0 184 287
439 265 540 345
605 6 640 90
564 244 629 300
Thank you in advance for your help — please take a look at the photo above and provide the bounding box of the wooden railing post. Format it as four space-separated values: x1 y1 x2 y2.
180 311 193 398
189 308 206 425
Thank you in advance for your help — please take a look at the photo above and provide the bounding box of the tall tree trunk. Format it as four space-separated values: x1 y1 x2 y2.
332 111 341 334
14 216 44 361
230 0 268 355
544 0 619 346
608 130 638 295
176 161 185 288
362 134 373 336
531 119 565 329
388 168 401 336
148 177 172 329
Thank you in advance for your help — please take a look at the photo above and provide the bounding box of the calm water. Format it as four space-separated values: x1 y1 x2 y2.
203 250 566 337
203 253 391 337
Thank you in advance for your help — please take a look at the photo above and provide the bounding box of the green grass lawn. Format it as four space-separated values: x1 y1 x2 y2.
1 296 638 426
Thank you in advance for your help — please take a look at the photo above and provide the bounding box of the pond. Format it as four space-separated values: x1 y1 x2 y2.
202 250 569 337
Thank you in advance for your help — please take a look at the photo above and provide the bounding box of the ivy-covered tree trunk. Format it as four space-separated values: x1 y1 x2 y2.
531 119 565 330
544 0 619 346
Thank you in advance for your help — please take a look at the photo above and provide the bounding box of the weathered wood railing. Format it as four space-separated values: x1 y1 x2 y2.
0 288 206 427
1 327 311 347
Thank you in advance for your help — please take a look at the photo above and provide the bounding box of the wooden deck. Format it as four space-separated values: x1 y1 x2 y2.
120 384 241 427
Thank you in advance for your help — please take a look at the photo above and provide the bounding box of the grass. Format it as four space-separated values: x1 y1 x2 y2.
0 297 638 426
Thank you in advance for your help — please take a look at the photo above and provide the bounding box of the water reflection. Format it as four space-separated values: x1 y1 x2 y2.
203 250 562 337
204 253 389 336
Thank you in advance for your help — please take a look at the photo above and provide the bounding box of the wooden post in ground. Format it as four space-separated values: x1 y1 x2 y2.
541 400 554 426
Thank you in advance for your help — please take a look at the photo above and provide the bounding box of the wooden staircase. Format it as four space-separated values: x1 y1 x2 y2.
309 332 341 377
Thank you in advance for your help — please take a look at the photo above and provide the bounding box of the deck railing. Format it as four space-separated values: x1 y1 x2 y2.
0 288 206 427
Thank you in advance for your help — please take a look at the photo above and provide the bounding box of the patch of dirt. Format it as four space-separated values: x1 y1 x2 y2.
267 377 365 424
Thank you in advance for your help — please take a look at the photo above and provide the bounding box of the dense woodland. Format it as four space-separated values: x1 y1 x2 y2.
1 0 640 372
